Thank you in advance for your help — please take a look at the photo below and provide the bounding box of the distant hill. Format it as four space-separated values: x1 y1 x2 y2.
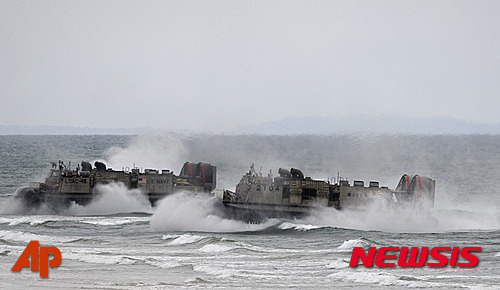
2 116 499 135
236 116 500 135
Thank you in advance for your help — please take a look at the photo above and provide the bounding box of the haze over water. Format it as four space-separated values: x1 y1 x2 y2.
0 134 498 289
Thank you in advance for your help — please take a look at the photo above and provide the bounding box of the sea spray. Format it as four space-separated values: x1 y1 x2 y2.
0 196 59 215
0 197 34 215
67 182 153 215
150 192 279 233
102 133 188 172
297 204 441 233
0 182 153 216
297 200 500 233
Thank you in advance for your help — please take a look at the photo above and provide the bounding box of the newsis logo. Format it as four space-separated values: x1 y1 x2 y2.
349 246 481 267
11 240 61 277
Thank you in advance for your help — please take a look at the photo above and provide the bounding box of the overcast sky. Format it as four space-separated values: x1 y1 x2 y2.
1 1 499 133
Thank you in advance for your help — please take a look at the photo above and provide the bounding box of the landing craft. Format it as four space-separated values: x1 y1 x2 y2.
15 160 216 209
215 164 435 221
16 161 435 219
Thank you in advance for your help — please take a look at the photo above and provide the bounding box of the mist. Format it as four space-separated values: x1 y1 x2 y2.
150 192 278 233
102 133 188 174
66 182 153 215
149 190 499 234
298 204 500 233
2 133 498 234
147 133 499 233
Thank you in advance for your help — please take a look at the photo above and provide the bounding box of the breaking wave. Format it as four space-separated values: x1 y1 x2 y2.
278 222 325 231
0 216 56 226
335 238 373 253
162 234 210 246
0 215 149 228
0 229 81 244
78 216 150 226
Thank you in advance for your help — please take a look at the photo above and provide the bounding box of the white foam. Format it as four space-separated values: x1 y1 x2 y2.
0 216 39 226
328 271 434 287
79 216 149 226
144 258 182 269
0 230 78 244
326 258 350 269
0 217 15 224
1 215 71 226
161 234 180 240
198 243 235 253
0 230 47 243
193 264 238 278
7 217 50 226
163 234 206 245
0 215 146 227
63 251 138 265
278 221 323 231
329 271 397 285
336 238 371 252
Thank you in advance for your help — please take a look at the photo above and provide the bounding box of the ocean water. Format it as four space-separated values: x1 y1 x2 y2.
0 134 499 289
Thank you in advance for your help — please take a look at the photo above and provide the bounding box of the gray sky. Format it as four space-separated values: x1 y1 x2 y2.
1 0 499 133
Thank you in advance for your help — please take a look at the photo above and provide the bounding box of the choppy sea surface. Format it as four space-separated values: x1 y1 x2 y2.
0 134 499 289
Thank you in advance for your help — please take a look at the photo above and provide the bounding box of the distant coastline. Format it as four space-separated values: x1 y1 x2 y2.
0 125 141 135
2 116 500 135
238 116 500 135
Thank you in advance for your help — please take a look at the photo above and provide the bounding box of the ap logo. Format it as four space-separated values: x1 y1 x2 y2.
11 240 61 277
